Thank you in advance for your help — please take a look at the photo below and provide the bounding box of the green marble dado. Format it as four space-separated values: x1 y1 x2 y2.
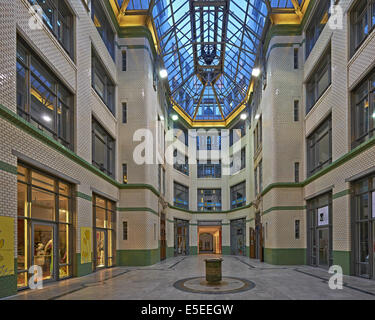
0 260 17 299
117 249 160 266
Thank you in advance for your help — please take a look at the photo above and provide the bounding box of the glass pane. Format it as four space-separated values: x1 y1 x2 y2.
95 196 106 208
359 222 369 263
33 224 54 280
16 62 27 113
96 231 106 268
17 219 27 272
318 229 329 266
17 165 27 182
317 64 330 97
59 182 69 196
32 171 55 191
107 231 112 263
59 224 69 266
95 207 106 228
17 183 27 217
31 188 55 221
94 135 106 169
17 272 28 288
358 193 369 220
58 102 70 143
59 265 70 279
59 196 69 223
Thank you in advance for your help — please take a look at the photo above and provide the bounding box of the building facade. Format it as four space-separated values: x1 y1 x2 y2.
0 0 374 299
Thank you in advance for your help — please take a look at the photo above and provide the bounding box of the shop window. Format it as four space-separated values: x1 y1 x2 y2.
17 164 73 288
16 38 74 150
92 49 116 114
93 195 116 268
306 48 331 114
197 189 222 212
230 181 246 209
307 116 332 177
92 118 115 178
28 0 74 59
305 0 331 59
351 68 375 148
174 182 189 210
91 0 115 59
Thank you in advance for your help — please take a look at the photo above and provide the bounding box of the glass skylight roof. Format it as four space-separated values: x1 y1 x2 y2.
114 0 305 122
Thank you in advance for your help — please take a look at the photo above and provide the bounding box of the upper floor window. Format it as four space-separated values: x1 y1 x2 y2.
92 49 115 115
305 0 331 59
122 51 127 71
230 121 246 146
254 116 262 153
16 38 74 150
307 116 332 177
92 118 115 178
230 181 246 209
351 69 375 148
29 0 74 59
231 147 246 174
91 0 115 60
173 149 189 176
306 48 331 114
197 132 221 150
197 189 222 212
197 160 221 178
174 182 189 210
350 0 375 56
173 122 189 146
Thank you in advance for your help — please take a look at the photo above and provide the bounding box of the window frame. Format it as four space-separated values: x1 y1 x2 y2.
197 189 222 212
230 181 246 209
173 182 189 210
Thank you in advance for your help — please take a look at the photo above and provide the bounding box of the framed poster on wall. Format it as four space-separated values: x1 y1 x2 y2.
318 206 329 226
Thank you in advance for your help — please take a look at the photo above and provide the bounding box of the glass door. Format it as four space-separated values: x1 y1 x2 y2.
95 230 107 269
318 228 329 267
31 223 56 281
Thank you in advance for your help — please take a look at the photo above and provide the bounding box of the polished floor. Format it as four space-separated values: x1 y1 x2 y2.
6 255 375 300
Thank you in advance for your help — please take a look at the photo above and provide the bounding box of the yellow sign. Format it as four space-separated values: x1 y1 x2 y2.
0 216 15 277
81 227 92 264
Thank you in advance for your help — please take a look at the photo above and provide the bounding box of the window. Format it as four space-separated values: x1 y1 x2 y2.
91 0 115 59
93 195 116 268
197 132 221 150
197 189 222 211
230 121 246 146
294 100 300 121
162 168 166 196
17 164 73 288
16 38 74 149
352 174 375 278
295 220 300 239
307 117 332 177
122 164 128 184
173 150 189 176
305 0 331 59
28 0 74 58
123 221 128 240
351 0 375 56
92 49 115 114
197 160 221 178
122 103 127 123
351 69 375 148
294 48 299 69
174 182 189 209
306 48 331 114
230 181 246 209
254 167 258 197
254 161 262 196
92 118 115 178
259 160 263 192
122 51 127 71
295 162 300 183
254 116 262 152
173 122 189 146
231 148 246 174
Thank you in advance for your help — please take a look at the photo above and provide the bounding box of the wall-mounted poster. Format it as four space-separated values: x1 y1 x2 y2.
0 216 14 277
318 206 329 226
81 227 92 264
372 192 375 218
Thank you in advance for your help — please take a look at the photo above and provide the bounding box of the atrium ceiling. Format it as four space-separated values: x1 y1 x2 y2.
113 0 308 126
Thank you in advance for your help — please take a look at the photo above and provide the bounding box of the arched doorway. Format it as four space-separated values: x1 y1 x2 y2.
198 226 222 254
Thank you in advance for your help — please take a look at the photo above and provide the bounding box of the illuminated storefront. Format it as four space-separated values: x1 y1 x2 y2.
17 164 73 288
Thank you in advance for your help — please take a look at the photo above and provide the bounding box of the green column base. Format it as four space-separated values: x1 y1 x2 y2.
333 251 351 275
264 248 306 265
189 246 198 255
75 253 93 277
117 249 160 266
222 246 231 255
0 259 17 299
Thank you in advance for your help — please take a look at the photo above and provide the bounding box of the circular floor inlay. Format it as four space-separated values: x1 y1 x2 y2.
173 277 255 294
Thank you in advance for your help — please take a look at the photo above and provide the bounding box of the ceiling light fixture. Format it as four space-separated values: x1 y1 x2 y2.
171 114 179 121
42 115 52 122
252 68 261 77
255 113 260 120
160 69 168 79
240 113 248 120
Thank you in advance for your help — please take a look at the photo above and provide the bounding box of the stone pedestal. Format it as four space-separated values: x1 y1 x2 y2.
205 258 223 283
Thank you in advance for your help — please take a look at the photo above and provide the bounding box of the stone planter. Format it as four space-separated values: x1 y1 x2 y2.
205 258 223 283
